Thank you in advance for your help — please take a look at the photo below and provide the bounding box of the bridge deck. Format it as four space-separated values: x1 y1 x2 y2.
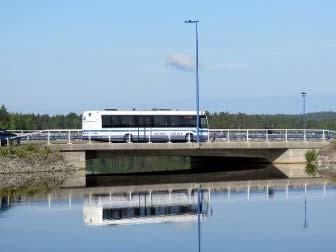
52 141 330 152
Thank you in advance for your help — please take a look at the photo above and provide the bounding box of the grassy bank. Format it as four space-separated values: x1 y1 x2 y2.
0 144 62 163
0 144 72 174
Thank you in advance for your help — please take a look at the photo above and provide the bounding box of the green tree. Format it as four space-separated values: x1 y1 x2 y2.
0 105 10 129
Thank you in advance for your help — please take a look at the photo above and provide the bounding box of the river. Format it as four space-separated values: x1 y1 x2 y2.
0 160 335 252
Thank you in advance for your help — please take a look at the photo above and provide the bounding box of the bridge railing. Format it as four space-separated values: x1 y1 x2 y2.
1 129 335 146
209 129 336 142
2 129 82 146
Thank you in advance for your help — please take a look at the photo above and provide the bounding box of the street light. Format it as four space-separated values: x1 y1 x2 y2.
301 92 307 130
185 19 200 144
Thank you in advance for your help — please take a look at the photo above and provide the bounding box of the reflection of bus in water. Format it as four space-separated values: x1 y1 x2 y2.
83 189 209 226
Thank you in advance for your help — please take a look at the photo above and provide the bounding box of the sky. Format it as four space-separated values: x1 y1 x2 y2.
0 0 335 115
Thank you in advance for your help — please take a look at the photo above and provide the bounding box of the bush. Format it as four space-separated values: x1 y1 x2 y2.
305 150 318 163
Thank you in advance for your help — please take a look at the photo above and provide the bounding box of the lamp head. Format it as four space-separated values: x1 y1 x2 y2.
184 20 199 23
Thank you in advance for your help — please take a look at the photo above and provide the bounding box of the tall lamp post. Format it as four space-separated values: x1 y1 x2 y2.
301 92 307 133
185 19 200 144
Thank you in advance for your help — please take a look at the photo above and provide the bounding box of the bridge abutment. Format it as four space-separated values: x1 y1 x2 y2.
61 151 86 170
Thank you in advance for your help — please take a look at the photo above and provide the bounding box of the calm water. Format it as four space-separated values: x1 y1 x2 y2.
1 175 335 252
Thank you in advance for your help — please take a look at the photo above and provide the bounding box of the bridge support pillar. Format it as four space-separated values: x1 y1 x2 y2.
61 151 86 170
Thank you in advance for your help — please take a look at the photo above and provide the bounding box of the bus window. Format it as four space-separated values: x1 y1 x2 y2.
153 116 168 127
169 116 183 127
102 115 110 128
102 115 121 128
110 116 121 127
120 116 136 127
137 116 153 127
185 116 196 127
168 116 196 127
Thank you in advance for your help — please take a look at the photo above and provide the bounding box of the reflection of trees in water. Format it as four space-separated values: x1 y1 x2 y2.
0 196 12 217
0 171 70 214
1 196 10 210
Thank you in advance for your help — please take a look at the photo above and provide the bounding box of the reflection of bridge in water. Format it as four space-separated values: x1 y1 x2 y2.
2 177 335 210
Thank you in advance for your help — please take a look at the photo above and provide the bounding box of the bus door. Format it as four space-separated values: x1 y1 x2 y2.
137 116 153 142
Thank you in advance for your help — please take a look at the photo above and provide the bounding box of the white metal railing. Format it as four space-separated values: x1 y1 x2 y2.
1 129 335 146
1 129 82 147
209 129 336 142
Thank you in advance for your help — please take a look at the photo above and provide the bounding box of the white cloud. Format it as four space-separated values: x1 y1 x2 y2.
166 53 194 71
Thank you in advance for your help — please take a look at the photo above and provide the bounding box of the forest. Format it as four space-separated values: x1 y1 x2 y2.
1 105 335 130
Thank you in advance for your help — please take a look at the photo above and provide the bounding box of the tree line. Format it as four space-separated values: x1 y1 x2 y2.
208 111 336 130
1 105 335 130
0 105 81 130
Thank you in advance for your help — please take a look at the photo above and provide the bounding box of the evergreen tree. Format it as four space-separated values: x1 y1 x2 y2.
0 105 10 129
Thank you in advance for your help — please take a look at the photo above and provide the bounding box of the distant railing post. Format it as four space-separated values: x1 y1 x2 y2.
88 131 92 144
6 137 9 147
68 193 72 209
227 130 230 142
168 131 172 143
322 130 325 141
285 130 288 142
67 130 72 144
323 183 326 197
148 128 152 143
265 129 268 142
108 130 111 143
47 131 51 145
128 130 131 143
207 129 210 142
304 129 307 141
266 185 269 200
48 194 51 209
188 131 191 143
246 130 249 142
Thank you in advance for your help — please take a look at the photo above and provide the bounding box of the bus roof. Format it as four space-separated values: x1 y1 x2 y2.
82 110 207 116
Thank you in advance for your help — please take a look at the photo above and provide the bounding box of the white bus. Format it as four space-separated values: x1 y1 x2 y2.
82 109 209 142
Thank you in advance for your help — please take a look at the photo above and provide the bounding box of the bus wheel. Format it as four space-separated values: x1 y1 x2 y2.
124 134 133 143
185 133 194 142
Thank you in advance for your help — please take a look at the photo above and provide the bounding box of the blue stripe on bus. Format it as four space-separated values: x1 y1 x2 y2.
82 128 209 133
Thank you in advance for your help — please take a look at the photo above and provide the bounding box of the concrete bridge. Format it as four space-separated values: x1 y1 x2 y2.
56 141 331 169
4 129 335 170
